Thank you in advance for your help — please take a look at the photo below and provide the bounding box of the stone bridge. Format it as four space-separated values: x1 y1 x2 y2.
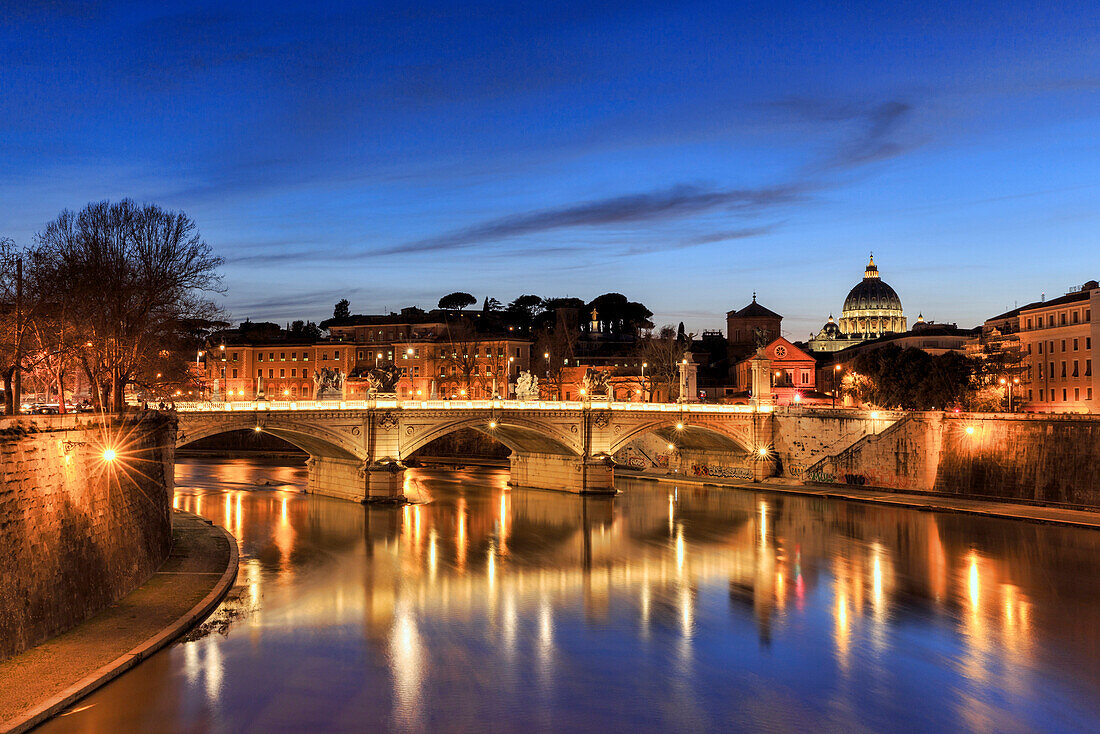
175 399 775 501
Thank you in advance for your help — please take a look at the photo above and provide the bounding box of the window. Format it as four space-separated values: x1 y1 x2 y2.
1087 360 1092 377
1050 341 1055 353
268 369 274 378
291 369 296 377
1027 318 1032 329
1038 364 1043 379
1073 360 1079 377
291 352 297 361
1074 338 1079 351
1087 337 1092 349
358 351 364 360
280 369 285 377
412 366 420 377
321 351 328 360
1060 313 1066 325
232 352 239 361
1061 340 1066 352
1038 342 1043 354
1027 343 1033 355
269 352 275 361
258 353 264 362
1049 362 1055 378
1061 361 1067 378
1088 388 1093 400
231 369 238 378
1075 388 1080 401
801 371 809 384
1074 311 1080 324
303 353 309 361
280 352 285 361
1063 388 1067 401
334 350 340 359
1038 389 1044 401
1028 389 1032 400
1049 315 1055 327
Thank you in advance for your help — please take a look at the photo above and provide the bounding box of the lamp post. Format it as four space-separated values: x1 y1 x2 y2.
1000 376 1019 412
508 356 515 399
832 364 842 409
641 362 648 403
196 351 204 401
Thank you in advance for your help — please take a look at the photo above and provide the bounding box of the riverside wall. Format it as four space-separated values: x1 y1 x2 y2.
793 411 1100 507
0 412 176 661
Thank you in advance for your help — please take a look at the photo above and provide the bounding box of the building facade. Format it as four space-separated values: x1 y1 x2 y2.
1017 281 1098 413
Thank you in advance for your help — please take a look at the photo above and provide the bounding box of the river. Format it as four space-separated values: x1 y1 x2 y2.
43 458 1100 733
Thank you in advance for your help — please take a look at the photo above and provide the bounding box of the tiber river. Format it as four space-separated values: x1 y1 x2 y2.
44 458 1100 733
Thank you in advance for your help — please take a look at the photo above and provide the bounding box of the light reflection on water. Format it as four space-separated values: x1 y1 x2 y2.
47 458 1100 733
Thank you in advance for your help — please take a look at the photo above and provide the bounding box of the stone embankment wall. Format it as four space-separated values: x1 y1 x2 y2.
771 408 902 481
0 412 176 661
800 412 1100 507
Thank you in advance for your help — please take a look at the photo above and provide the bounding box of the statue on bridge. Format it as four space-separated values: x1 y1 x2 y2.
582 368 610 397
515 370 539 401
365 364 402 396
313 367 345 400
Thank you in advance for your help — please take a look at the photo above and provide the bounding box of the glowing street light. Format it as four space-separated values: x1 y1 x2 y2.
102 448 117 462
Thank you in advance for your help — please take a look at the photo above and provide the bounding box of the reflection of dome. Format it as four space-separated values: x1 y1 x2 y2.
838 255 906 337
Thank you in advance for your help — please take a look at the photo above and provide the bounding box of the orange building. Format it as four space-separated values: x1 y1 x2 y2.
734 337 823 406
1017 280 1098 413
202 313 532 401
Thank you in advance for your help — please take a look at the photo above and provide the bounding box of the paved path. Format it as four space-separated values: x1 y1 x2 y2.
628 472 1100 530
0 511 238 734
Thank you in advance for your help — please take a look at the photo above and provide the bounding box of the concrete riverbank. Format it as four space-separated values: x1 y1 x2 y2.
0 511 238 734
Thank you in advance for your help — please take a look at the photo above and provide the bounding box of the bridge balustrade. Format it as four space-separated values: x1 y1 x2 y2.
171 399 770 414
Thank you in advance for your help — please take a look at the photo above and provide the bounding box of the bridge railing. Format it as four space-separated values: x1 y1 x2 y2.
171 399 772 414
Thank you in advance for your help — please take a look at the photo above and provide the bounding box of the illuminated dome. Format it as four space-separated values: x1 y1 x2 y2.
838 255 906 337
818 314 841 337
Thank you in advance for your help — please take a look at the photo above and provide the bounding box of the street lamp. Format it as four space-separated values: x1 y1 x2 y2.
508 356 515 398
641 362 648 403
832 364 842 409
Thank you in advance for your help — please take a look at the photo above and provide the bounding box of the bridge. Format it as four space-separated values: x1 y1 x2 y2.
175 399 776 501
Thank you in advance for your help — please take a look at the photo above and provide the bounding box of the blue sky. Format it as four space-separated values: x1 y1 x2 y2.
2 0 1098 338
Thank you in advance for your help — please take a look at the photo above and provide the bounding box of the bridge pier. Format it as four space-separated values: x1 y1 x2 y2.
508 452 615 494
306 456 406 503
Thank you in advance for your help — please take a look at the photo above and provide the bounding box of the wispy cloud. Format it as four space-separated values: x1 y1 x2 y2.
770 98 919 170
372 184 805 256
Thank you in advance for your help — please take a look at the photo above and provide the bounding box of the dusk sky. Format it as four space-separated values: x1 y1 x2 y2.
2 0 1098 339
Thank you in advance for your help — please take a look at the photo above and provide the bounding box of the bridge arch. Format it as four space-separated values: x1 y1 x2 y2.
177 415 364 461
608 419 757 456
401 416 582 459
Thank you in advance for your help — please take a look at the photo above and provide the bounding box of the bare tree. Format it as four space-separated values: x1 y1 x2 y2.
535 325 578 400
438 318 481 397
635 325 693 402
35 200 224 412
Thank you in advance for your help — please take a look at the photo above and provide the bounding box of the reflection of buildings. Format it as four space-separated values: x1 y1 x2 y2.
173 465 1100 717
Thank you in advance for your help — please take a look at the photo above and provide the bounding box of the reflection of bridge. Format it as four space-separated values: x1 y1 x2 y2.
175 400 774 501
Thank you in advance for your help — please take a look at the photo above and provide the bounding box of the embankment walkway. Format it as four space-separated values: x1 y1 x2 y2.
0 511 237 734
628 472 1100 530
